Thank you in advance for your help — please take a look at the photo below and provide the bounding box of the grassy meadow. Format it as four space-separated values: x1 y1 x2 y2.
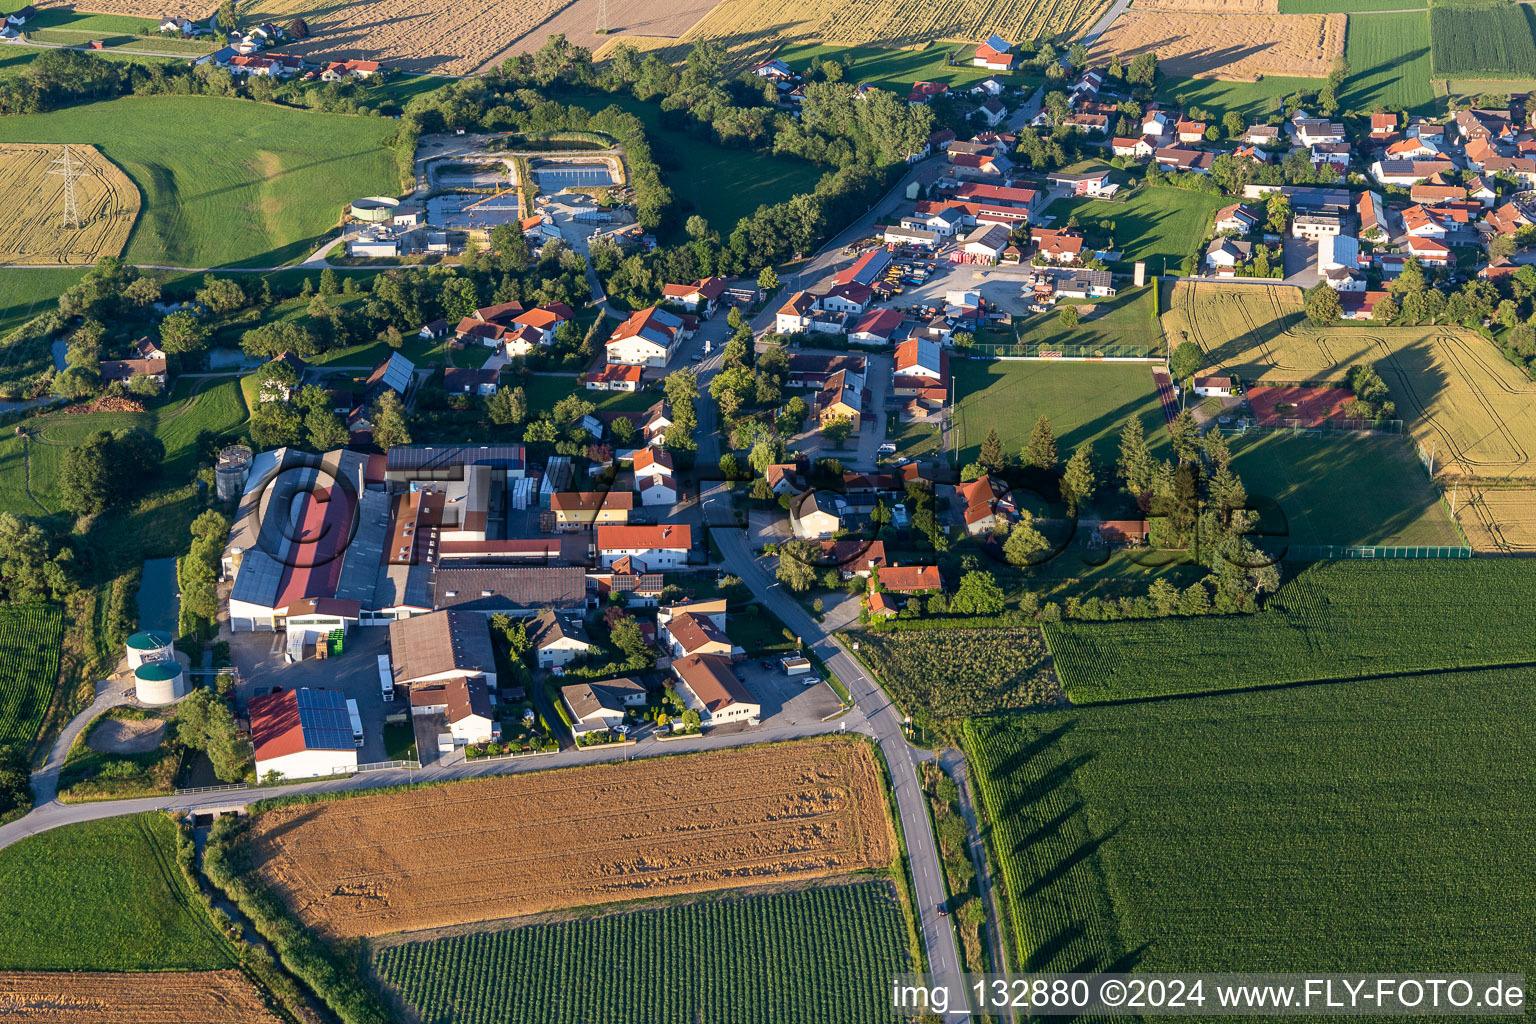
1048 186 1229 275
0 96 400 269
568 94 824 235
0 812 235 970
965 664 1536 976
952 359 1169 471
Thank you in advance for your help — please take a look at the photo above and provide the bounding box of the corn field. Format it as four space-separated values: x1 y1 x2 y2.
0 605 63 751
372 882 912 1024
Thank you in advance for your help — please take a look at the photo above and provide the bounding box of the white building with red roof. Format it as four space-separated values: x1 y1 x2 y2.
251 688 358 781
849 308 904 345
660 276 728 315
606 306 690 367
595 523 692 569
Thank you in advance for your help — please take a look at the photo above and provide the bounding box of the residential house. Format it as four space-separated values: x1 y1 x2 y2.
819 539 887 578
585 363 645 392
957 475 1015 535
7 5 36 24
528 610 592 668
363 352 413 402
550 490 635 530
1340 290 1390 320
908 80 949 104
820 282 873 314
1467 176 1496 206
660 276 727 316
1370 112 1398 139
389 610 498 690
1213 202 1263 234
788 489 844 539
319 59 379 80
1292 212 1342 239
99 356 168 389
562 678 647 736
948 152 1012 178
442 367 500 397
1244 125 1281 146
660 611 734 660
606 306 689 367
1482 156 1536 188
671 654 759 724
775 290 817 334
1372 159 1455 187
1357 191 1385 240
972 33 1015 71
1401 205 1445 238
1047 170 1112 196
639 474 678 507
971 75 1008 96
1487 201 1532 236
1293 119 1345 147
892 337 948 406
1032 227 1085 263
595 523 691 569
1205 238 1253 271
1112 136 1155 159
751 58 791 80
1154 146 1213 173
814 366 864 429
408 677 496 745
1405 235 1452 266
1175 118 1208 144
764 462 805 495
875 564 943 594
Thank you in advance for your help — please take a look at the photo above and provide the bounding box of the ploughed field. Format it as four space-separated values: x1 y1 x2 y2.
0 970 279 1022
246 739 894 937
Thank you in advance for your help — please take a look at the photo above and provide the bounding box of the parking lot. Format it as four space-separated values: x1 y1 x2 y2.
229 629 397 765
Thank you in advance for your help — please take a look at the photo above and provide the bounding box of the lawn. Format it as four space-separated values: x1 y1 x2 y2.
0 96 400 269
1047 186 1230 275
1154 74 1327 121
567 94 824 236
0 812 235 970
1230 431 1462 549
371 882 913 1024
1043 558 1536 702
0 377 249 518
776 41 1042 95
966 664 1536 976
1341 11 1436 113
1003 283 1163 357
724 605 797 655
0 266 83 335
882 418 943 462
520 372 659 416
952 359 1169 471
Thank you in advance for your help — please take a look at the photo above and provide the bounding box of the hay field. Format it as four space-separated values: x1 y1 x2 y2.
235 0 570 74
0 144 138 266
247 739 894 938
1090 10 1345 81
0 971 278 1022
1164 281 1536 482
603 0 1110 70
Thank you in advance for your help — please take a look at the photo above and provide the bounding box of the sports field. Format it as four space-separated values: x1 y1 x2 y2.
0 96 399 268
965 663 1536 976
1163 281 1536 482
1043 559 1536 702
371 882 912 1024
1229 431 1461 548
1004 284 1163 357
0 813 235 971
1049 186 1230 275
952 359 1169 470
568 94 822 234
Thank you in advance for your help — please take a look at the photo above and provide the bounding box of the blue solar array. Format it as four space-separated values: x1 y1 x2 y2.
296 688 354 751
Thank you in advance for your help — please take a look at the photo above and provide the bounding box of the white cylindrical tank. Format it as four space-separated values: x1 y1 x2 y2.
125 630 174 670
134 661 187 705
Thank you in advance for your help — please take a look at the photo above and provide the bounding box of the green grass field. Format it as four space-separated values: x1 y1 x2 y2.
882 419 943 462
1044 559 1536 702
952 359 1169 471
568 94 824 235
1001 285 1163 357
1341 11 1437 112
0 812 235 970
966 664 1536 976
0 605 63 753
1154 74 1327 121
776 42 1042 95
1049 187 1230 275
520 372 659 416
0 96 399 268
0 267 84 336
0 377 248 518
1231 432 1461 548
371 882 912 1024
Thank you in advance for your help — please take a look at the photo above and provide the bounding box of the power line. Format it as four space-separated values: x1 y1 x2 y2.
47 145 83 231
596 0 609 34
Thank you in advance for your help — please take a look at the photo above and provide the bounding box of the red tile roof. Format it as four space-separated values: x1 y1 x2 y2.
595 523 691 551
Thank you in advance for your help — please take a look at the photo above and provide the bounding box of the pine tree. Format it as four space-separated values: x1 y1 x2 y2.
979 428 1003 471
1118 417 1155 499
1061 443 1097 514
1022 416 1058 471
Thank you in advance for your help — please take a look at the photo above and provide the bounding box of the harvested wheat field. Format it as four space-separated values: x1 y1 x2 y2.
1457 488 1536 553
605 0 1109 69
0 970 280 1023
1090 11 1344 80
246 739 895 938
1133 0 1277 10
480 0 718 69
1163 280 1536 485
0 144 138 266
37 0 215 18
236 0 569 74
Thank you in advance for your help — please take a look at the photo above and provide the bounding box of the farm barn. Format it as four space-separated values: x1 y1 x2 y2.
251 687 359 780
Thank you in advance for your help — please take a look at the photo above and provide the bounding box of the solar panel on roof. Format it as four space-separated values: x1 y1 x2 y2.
386 444 526 473
295 688 354 750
